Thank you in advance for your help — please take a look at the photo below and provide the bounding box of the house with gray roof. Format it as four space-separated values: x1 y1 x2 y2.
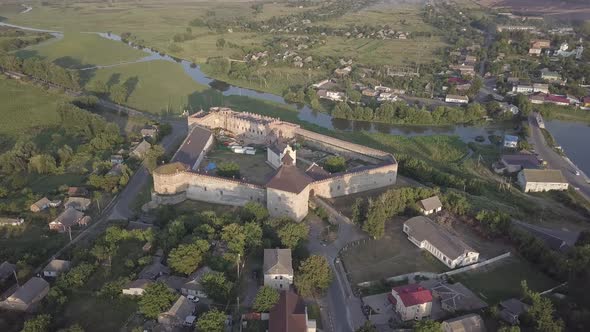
264 249 294 290
157 295 196 328
138 261 170 280
0 277 49 311
497 154 540 173
429 282 487 313
122 279 153 296
30 197 51 213
418 196 443 215
499 298 529 325
49 208 85 233
130 140 152 160
0 261 16 282
442 313 486 332
518 169 569 192
64 197 92 211
43 259 71 277
181 266 212 298
403 216 479 269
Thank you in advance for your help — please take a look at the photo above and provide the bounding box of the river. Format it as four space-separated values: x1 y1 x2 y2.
2 22 517 143
545 120 590 176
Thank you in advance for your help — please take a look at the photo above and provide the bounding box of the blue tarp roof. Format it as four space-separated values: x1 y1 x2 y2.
205 162 216 171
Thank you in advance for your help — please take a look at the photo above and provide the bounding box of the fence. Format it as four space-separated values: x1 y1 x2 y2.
440 252 511 277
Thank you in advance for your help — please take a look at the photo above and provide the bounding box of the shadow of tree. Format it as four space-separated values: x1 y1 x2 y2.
123 76 139 101
14 49 43 61
106 73 121 90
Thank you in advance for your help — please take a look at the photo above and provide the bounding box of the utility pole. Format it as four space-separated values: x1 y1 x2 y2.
68 227 72 242
13 269 19 287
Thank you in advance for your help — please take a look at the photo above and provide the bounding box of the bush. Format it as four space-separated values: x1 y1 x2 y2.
217 161 240 178
323 156 346 173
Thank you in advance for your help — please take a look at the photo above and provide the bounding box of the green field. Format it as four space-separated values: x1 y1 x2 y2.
17 32 147 68
453 256 559 304
0 76 66 146
84 59 207 114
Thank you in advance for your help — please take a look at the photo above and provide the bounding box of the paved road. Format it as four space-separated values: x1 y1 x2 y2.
308 199 368 332
528 113 590 200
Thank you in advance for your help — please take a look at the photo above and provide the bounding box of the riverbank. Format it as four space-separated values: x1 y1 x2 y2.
544 120 590 179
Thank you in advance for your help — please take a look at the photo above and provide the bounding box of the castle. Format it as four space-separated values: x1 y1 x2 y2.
151 107 398 221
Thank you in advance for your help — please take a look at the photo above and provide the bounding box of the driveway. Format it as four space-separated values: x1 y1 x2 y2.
528 113 590 201
307 205 368 332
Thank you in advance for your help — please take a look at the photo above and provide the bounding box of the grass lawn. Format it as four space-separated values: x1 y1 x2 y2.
17 32 146 68
59 294 137 332
341 219 449 285
453 256 559 304
206 146 275 185
28 174 87 194
0 76 66 148
84 59 207 114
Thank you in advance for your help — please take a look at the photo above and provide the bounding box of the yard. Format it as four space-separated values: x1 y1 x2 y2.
453 256 560 304
205 145 275 185
340 218 449 285
58 295 137 332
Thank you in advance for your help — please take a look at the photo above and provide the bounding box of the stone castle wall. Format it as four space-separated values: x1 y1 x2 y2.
311 162 398 198
267 187 310 221
153 171 266 207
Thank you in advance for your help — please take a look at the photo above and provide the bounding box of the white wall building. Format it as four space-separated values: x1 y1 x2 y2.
403 216 479 269
445 95 469 104
263 249 294 290
388 284 433 321
518 169 569 193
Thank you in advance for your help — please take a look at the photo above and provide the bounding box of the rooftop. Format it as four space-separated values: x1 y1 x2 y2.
7 277 49 305
269 291 309 332
171 125 213 168
404 216 477 260
501 154 540 169
521 169 567 184
263 249 293 275
44 259 71 273
443 313 486 332
391 284 433 307
419 196 442 212
52 208 84 228
266 163 313 194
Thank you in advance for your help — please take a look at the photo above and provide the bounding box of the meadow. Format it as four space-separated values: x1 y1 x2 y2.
0 76 66 150
17 32 147 68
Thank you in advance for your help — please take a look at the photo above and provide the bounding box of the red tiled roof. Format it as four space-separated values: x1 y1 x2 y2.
545 95 569 104
269 291 308 332
392 284 433 307
448 77 468 84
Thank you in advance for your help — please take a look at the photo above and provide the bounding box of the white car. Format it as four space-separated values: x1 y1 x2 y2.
187 295 200 303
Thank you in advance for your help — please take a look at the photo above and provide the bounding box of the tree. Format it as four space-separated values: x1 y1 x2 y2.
217 161 240 178
295 255 332 297
28 154 57 174
414 319 442 332
323 156 346 173
277 221 309 248
222 223 247 255
144 145 165 172
22 314 51 332
201 272 233 303
110 83 128 108
168 239 210 275
92 80 108 95
216 38 226 49
521 281 564 332
58 324 85 332
243 222 263 248
242 201 269 222
253 286 280 312
139 282 177 319
196 309 226 332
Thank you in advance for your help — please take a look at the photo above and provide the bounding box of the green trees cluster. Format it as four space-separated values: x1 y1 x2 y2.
266 217 309 249
295 255 332 297
253 286 280 312
139 282 177 319
475 210 511 237
168 239 210 275
0 54 80 90
197 309 227 332
202 271 234 303
217 161 240 178
323 156 346 173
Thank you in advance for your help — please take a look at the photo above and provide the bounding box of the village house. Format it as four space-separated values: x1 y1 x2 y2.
158 296 196 328
530 39 551 49
529 93 546 104
362 88 378 97
138 260 170 280
528 48 542 56
264 248 294 290
499 298 529 325
140 125 158 139
158 275 188 293
403 216 479 269
0 217 24 227
110 154 124 165
445 95 469 104
267 140 297 170
317 89 345 102
122 279 153 296
541 69 562 82
512 84 534 94
43 259 71 278
0 277 49 311
544 94 570 106
504 135 519 148
49 208 87 233
418 196 442 215
334 66 352 76
518 169 569 193
388 284 433 321
67 187 89 197
533 83 550 95
131 140 152 159
269 291 316 332
181 266 212 298
377 92 398 103
0 261 16 282
64 197 92 212
582 97 590 109
496 25 535 32
496 154 540 173
30 197 51 213
4 71 26 80
442 313 486 332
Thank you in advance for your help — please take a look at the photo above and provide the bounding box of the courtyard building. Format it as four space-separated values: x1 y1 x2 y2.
403 216 479 269
269 291 316 332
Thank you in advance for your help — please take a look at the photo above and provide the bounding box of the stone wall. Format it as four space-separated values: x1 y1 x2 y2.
153 171 266 207
267 187 310 221
311 163 398 198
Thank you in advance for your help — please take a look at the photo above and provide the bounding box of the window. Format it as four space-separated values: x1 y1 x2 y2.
280 276 283 280
220 190 223 196
204 187 207 191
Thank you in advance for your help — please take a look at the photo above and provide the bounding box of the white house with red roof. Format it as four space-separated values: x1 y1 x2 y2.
388 284 433 321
